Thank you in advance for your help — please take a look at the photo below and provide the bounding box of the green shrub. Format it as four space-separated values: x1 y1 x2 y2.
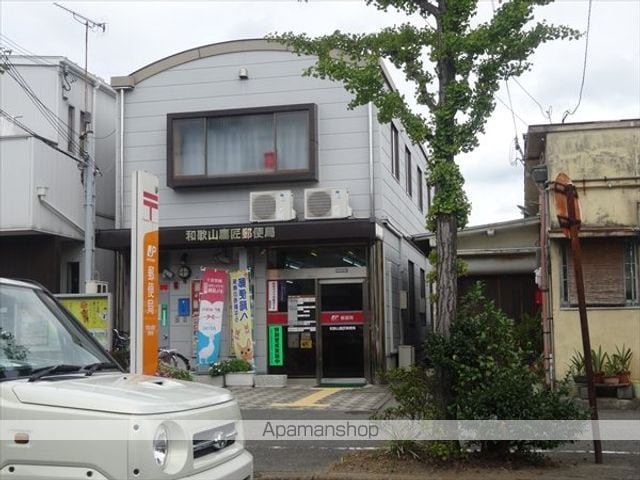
373 367 463 462
426 283 588 456
157 361 193 381
218 358 252 373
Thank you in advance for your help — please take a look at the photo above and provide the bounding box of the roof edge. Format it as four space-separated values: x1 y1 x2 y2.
111 38 291 88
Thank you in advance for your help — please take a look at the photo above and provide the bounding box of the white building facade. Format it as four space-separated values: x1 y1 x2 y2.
0 56 116 293
99 40 430 383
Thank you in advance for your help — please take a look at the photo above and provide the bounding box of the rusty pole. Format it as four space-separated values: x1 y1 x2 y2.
565 184 603 464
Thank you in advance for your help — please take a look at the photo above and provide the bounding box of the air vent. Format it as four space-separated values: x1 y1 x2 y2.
250 191 296 223
304 188 352 220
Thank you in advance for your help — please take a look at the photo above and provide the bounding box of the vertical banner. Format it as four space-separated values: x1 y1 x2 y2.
230 270 254 363
268 325 283 366
130 171 159 375
197 270 226 366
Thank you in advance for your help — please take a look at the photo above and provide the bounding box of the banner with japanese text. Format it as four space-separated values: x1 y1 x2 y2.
197 270 226 366
230 270 254 364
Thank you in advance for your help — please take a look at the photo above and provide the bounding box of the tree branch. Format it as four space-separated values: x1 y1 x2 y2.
414 0 439 18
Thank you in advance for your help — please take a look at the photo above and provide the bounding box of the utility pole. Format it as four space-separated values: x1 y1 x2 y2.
54 3 105 293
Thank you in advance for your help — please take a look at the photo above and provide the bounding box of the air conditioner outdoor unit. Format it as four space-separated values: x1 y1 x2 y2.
304 188 353 220
250 190 296 223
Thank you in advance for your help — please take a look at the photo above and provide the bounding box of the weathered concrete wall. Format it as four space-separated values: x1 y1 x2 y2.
549 241 640 383
546 127 640 229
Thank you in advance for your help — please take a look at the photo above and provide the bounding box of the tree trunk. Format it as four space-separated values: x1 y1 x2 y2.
435 211 458 335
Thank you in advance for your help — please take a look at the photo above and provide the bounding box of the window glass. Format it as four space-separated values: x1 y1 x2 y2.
276 111 308 170
169 105 315 186
0 285 111 379
560 238 638 307
268 246 367 269
174 118 205 176
207 114 273 175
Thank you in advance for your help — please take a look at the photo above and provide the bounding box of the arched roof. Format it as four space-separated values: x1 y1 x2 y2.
111 38 290 88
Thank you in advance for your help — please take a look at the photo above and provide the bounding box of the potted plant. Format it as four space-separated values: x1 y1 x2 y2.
568 351 587 384
221 358 254 387
207 362 228 387
603 355 620 385
612 344 633 384
591 346 607 384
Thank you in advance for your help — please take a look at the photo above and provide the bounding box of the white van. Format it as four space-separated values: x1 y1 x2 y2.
0 278 253 479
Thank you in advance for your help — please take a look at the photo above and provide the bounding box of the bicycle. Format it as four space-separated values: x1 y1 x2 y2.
112 328 192 373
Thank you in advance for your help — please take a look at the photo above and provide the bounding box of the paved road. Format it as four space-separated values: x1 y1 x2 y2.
241 407 639 476
242 408 379 475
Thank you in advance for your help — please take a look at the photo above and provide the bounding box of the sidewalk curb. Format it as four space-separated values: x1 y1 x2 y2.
255 473 425 480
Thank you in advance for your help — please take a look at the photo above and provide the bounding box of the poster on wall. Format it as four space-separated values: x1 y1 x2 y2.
268 325 284 366
230 270 254 364
57 294 111 348
196 270 227 367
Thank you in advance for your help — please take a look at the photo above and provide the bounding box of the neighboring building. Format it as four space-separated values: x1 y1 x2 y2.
97 39 430 383
524 119 640 383
414 216 541 325
0 56 117 293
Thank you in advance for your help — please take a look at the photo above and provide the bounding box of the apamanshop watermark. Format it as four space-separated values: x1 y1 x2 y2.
1 420 639 442
261 421 380 440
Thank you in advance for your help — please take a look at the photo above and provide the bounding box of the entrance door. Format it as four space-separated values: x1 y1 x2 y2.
267 279 317 377
319 280 365 381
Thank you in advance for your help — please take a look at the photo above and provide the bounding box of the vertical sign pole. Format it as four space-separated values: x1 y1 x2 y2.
130 171 159 375
565 185 603 464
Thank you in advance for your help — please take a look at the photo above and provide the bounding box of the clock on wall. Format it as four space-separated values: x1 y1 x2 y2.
178 253 191 282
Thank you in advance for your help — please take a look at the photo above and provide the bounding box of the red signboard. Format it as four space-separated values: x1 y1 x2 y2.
267 312 288 325
320 311 364 325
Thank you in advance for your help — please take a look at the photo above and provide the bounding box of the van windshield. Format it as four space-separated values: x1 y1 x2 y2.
0 283 114 380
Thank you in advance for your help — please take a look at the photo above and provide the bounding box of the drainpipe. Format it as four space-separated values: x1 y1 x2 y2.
368 102 375 219
116 88 125 229
540 183 553 386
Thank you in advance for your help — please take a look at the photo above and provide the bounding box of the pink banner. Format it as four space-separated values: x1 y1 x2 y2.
197 270 227 366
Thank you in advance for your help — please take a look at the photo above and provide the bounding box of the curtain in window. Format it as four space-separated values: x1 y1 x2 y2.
207 115 273 175
173 118 205 176
276 111 308 171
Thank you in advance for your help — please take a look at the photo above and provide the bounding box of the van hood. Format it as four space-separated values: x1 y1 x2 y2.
12 374 234 414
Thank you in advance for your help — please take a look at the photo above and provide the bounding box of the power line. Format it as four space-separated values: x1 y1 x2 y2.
0 34 56 66
495 95 528 127
512 78 553 123
562 0 593 123
0 53 83 153
0 107 85 166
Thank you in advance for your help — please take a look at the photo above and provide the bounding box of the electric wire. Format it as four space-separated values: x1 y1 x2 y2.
562 0 593 123
0 107 86 166
0 34 56 66
495 95 528 127
491 0 524 163
0 54 83 153
512 78 553 124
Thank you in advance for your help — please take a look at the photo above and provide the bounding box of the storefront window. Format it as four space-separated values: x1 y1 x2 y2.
267 246 367 270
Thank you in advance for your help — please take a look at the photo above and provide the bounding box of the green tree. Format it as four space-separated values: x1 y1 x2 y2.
273 0 578 335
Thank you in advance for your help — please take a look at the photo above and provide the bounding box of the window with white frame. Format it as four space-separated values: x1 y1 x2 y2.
167 104 317 187
405 147 412 197
417 166 424 211
391 124 400 180
560 238 639 307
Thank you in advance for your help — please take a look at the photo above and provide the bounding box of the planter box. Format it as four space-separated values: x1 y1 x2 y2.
254 374 287 388
192 374 225 388
225 371 255 387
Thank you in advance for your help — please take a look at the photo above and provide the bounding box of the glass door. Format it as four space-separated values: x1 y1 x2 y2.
267 279 317 377
319 280 365 381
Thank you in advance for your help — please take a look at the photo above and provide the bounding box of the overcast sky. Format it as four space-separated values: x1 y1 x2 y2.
1 0 639 226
